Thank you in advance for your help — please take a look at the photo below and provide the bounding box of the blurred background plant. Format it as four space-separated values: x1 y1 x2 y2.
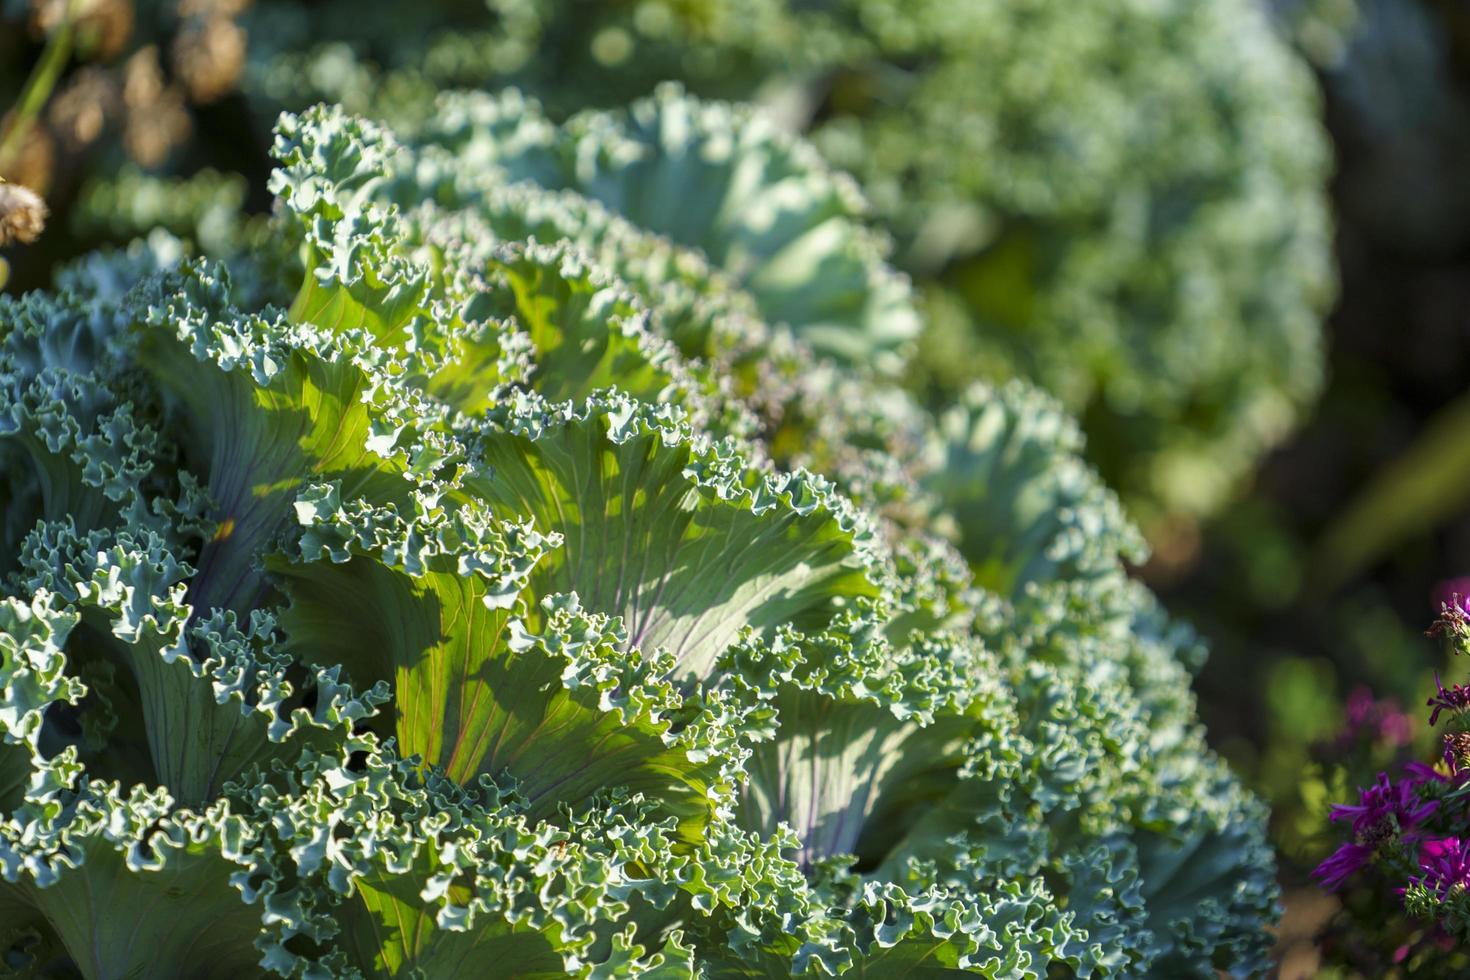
1273 0 1363 66
0 0 258 289
232 0 1339 537
1149 1 1470 975
4 0 1342 535
8 0 1470 973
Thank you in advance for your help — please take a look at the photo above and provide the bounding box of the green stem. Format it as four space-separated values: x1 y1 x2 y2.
0 0 81 176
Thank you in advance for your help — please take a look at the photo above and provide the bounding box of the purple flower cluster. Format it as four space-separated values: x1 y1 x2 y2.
1433 578 1470 618
1314 583 1470 952
1410 837 1470 901
1314 770 1440 891
1428 674 1470 726
1315 841 1375 892
1429 578 1470 647
1330 772 1439 836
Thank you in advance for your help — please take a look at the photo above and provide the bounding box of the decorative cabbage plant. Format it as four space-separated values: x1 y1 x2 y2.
242 0 1335 526
0 92 1277 976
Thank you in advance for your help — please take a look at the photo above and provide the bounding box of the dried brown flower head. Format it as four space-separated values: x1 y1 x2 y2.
121 46 191 167
172 16 247 104
1447 731 1470 771
177 0 251 17
48 66 122 150
121 43 164 108
31 0 134 58
78 0 134 60
0 182 49 246
0 115 57 195
29 0 77 33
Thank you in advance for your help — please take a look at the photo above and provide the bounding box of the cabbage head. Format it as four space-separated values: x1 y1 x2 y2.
0 92 1276 977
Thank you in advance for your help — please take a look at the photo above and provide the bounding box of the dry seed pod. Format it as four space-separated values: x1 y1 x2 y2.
177 0 251 17
172 16 246 104
0 182 49 246
0 116 57 195
121 46 191 166
31 0 134 57
49 66 123 150
122 43 165 107
78 0 135 60
29 0 79 33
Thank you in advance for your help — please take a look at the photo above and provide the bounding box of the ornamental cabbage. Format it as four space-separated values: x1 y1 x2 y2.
0 93 1275 977
242 0 1335 525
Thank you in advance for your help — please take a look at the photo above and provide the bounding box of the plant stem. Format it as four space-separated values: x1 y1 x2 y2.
0 0 81 176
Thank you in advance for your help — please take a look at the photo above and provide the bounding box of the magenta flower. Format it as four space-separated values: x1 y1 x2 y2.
1405 760 1451 784
1315 773 1440 892
1329 772 1438 837
1429 581 1470 644
1411 837 1470 900
1341 686 1414 747
1404 741 1470 785
1344 686 1375 725
1380 709 1414 748
1314 842 1376 891
1427 674 1470 725
1433 578 1470 616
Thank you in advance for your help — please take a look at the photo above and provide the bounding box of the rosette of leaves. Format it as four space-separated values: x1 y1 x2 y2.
0 96 1276 977
239 0 1334 529
399 82 919 375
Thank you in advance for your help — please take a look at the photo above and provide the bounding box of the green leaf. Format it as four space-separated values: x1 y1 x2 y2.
132 261 439 613
13 521 387 806
462 391 889 680
408 85 920 371
0 767 268 980
274 486 741 836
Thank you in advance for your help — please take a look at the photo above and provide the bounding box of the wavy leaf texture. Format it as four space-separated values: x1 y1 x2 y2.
0 98 1276 978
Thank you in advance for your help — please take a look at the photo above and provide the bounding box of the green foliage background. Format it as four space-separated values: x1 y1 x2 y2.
234 0 1337 529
